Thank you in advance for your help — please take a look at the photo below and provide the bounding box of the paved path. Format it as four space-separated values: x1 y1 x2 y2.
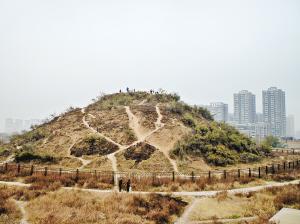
186 216 258 224
1 179 298 197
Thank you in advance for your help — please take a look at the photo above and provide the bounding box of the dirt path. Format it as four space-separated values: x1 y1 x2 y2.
1 179 299 196
138 99 147 105
66 134 92 170
81 110 122 148
176 199 197 224
81 107 124 180
13 200 29 224
151 105 179 172
186 216 258 224
125 106 149 141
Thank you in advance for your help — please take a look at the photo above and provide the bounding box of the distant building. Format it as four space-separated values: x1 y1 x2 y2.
5 118 23 133
0 133 10 143
234 90 256 124
254 122 271 142
228 113 234 122
296 130 300 140
263 87 286 138
286 115 295 138
205 102 228 122
5 118 42 134
232 122 271 143
256 113 264 123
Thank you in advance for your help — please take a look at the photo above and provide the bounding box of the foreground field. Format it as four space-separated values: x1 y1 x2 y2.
0 184 187 224
186 183 300 224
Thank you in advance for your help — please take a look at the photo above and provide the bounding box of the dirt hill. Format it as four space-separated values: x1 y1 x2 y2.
0 91 269 173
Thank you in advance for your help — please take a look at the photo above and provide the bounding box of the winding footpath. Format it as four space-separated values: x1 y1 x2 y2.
13 200 29 224
80 102 177 188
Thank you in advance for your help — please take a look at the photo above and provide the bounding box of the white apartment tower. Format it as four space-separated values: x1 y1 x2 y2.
262 87 286 138
286 115 295 138
206 102 228 122
234 90 256 124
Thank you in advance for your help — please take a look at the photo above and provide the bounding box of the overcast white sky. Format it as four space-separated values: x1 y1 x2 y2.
0 0 299 132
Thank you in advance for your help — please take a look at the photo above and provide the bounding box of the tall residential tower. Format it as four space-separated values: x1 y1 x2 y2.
234 90 256 124
262 87 286 138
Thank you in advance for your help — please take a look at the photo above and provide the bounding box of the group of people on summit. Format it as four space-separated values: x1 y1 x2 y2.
119 87 160 95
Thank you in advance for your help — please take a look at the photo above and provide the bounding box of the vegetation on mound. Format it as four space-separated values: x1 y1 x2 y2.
172 121 270 166
166 101 214 121
90 90 181 110
10 129 48 146
124 143 157 164
14 144 56 163
70 134 119 157
0 147 10 157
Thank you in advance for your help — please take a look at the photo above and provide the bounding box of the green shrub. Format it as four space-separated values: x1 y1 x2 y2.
10 129 47 145
171 120 263 166
0 147 9 157
240 152 261 163
262 136 283 148
182 113 196 128
15 152 55 163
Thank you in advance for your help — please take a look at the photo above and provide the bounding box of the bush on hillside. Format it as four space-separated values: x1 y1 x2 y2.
171 121 263 166
0 147 10 157
167 102 214 121
10 129 47 145
71 134 119 157
15 152 55 163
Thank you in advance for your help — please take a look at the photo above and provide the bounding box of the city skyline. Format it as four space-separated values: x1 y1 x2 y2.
1 86 297 139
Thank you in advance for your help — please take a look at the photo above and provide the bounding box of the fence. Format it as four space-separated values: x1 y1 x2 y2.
1 159 300 189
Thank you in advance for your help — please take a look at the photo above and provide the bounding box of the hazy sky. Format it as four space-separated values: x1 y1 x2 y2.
0 0 300 132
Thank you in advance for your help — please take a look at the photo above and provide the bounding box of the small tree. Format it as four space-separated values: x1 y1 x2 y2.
262 136 282 148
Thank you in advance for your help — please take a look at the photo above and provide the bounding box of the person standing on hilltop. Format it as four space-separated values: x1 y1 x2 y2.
126 179 131 192
126 87 129 93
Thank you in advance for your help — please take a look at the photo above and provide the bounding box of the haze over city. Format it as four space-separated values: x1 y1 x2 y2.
1 0 299 133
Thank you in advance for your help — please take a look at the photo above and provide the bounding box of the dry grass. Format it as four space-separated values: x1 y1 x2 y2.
86 107 137 145
131 104 158 130
26 190 187 224
116 150 173 173
23 173 113 190
84 156 112 171
0 186 22 224
190 183 300 222
189 196 250 221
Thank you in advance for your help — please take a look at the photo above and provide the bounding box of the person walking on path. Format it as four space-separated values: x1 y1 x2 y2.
118 179 123 192
126 179 131 192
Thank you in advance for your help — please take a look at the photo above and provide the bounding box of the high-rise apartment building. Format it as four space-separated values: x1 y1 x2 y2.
262 87 286 138
234 90 256 124
206 102 228 122
286 115 295 138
